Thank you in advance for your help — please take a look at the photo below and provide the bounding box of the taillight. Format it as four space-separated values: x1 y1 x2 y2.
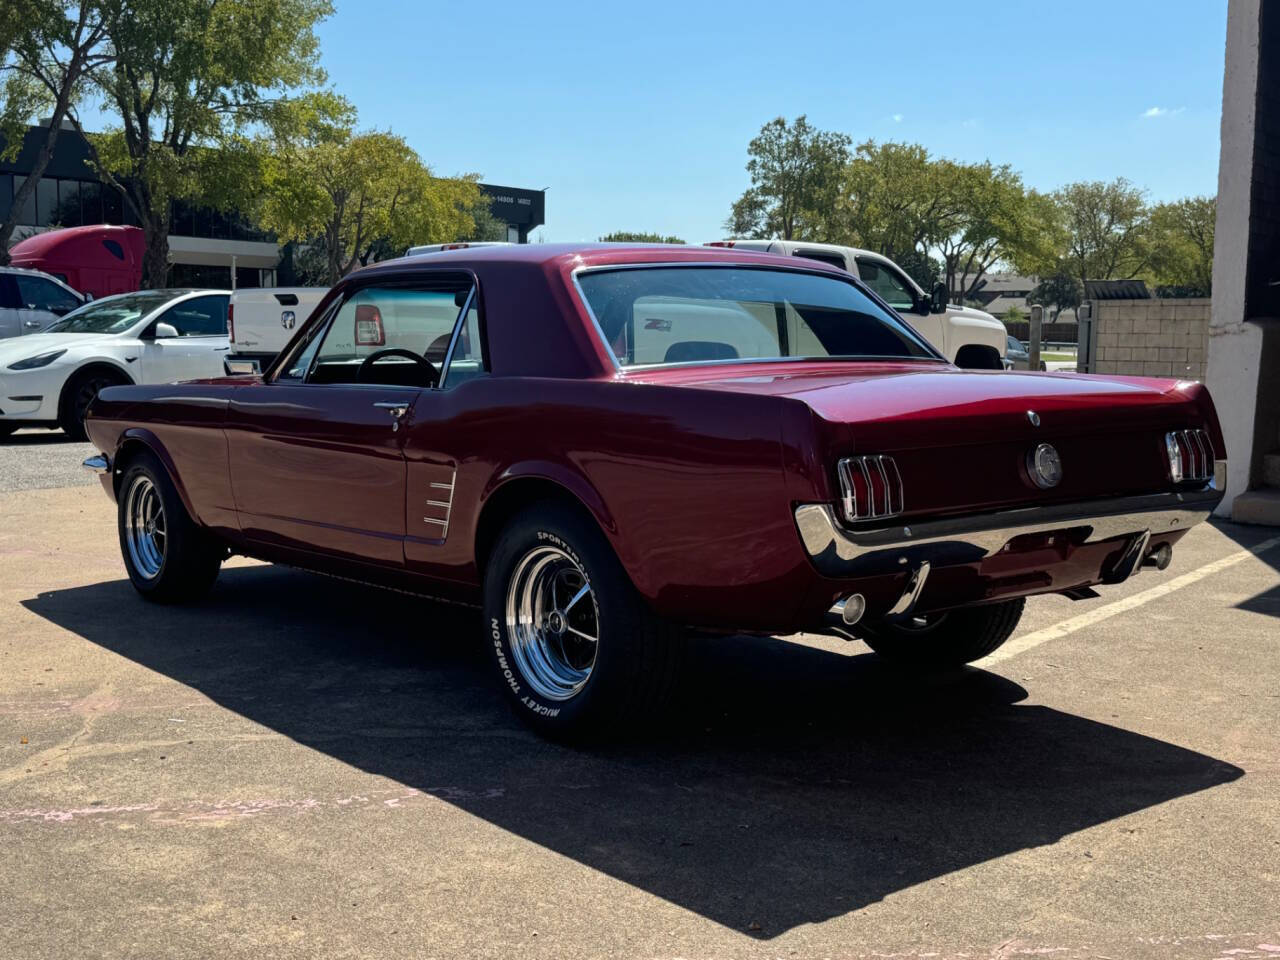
836 455 904 522
227 302 234 341
1164 429 1213 483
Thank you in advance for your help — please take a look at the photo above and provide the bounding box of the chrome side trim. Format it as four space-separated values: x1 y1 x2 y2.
423 473 456 538
794 484 1224 579
82 454 110 475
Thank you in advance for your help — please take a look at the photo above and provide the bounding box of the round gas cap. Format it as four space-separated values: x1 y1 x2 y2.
1028 443 1063 489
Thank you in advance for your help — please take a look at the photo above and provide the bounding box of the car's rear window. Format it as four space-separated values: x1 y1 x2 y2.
575 266 938 368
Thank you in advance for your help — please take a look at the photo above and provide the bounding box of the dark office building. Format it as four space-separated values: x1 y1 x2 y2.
1 123 546 286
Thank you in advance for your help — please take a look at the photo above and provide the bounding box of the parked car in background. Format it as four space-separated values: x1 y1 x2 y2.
707 240 1007 369
224 287 328 375
0 266 88 340
1004 335 1047 371
7 225 144 299
82 244 1225 740
0 289 229 440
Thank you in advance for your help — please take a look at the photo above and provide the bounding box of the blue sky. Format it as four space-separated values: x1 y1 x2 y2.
320 1 1227 242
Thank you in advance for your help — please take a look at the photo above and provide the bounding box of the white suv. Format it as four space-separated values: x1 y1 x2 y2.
707 240 1007 368
0 266 87 339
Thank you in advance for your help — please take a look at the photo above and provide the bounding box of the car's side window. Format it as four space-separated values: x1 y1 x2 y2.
0 275 18 310
15 275 80 314
854 258 916 312
440 298 487 388
157 295 229 336
305 283 474 388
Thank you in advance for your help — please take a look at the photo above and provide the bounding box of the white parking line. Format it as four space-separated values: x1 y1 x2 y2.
983 534 1280 665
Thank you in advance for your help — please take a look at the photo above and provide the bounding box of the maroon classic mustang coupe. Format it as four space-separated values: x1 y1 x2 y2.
82 244 1225 738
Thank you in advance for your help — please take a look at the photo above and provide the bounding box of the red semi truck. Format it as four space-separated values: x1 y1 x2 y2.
7 225 143 299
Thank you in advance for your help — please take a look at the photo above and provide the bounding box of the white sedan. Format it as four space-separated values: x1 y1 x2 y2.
0 289 230 441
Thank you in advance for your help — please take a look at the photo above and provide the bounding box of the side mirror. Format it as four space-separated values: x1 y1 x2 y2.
82 293 94 302
930 282 949 314
151 322 179 340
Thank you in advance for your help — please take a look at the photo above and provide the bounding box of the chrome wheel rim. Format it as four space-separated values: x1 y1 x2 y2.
505 545 599 702
124 475 166 580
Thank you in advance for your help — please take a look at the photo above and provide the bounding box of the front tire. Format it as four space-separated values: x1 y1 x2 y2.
482 502 683 741
117 451 223 603
858 598 1025 669
60 369 124 441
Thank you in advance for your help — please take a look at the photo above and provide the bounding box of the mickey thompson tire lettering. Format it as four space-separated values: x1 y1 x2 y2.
492 617 561 717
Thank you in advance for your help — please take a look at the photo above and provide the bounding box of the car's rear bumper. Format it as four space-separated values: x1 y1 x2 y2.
793 467 1225 622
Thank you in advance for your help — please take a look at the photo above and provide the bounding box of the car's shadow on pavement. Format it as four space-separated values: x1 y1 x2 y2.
24 565 1244 938
1 430 79 446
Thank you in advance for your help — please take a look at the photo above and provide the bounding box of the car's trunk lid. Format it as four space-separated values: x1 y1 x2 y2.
633 362 1214 519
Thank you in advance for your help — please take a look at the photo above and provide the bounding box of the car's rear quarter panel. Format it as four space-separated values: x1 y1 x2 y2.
401 376 817 633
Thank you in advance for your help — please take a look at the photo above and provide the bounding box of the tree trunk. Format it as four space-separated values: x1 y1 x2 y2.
141 213 171 288
0 121 67 265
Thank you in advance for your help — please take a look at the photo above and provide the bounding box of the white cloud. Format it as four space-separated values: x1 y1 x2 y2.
1142 106 1185 118
891 113 903 123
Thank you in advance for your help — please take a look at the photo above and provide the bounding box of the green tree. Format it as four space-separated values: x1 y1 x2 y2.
257 128 485 283
0 1 113 261
599 231 685 244
1028 266 1083 321
81 0 334 286
459 203 507 243
1147 195 1214 295
725 116 851 240
1052 178 1151 289
838 141 960 260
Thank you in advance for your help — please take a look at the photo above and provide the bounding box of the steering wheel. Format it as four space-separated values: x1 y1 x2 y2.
355 348 438 386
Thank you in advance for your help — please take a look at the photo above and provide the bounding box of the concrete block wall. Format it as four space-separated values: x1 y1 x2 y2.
1088 299 1212 381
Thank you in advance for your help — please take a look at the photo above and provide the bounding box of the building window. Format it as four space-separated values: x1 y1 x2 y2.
36 178 59 226
56 179 81 226
15 177 37 225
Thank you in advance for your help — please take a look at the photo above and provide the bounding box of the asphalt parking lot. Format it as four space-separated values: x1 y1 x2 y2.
1 432 1278 959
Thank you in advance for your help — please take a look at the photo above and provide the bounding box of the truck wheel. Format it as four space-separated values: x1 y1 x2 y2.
117 451 223 603
858 598 1025 669
482 502 683 741
59 368 124 441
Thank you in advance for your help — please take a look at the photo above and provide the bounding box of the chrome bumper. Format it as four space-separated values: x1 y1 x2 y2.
795 483 1224 579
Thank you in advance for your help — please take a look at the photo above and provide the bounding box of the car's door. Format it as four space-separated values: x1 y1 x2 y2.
138 294 230 383
226 279 473 567
12 274 82 335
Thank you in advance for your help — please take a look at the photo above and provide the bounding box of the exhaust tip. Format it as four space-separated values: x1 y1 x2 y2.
1144 543 1173 571
831 593 866 626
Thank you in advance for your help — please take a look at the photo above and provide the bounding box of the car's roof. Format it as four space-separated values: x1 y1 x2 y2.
367 242 845 276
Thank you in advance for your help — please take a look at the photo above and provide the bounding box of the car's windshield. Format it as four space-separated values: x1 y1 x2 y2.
44 292 174 334
576 266 939 368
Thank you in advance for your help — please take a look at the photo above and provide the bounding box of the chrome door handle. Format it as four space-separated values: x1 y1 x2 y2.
373 400 410 430
23 320 41 329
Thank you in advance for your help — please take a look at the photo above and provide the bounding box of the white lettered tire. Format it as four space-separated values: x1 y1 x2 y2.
482 502 683 741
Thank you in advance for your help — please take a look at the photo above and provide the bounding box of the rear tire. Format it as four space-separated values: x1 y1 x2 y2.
858 598 1025 669
60 368 125 441
482 502 683 741
0 423 17 438
117 451 223 603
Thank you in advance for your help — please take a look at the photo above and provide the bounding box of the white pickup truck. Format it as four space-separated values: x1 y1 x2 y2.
707 240 1007 369
224 287 328 375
